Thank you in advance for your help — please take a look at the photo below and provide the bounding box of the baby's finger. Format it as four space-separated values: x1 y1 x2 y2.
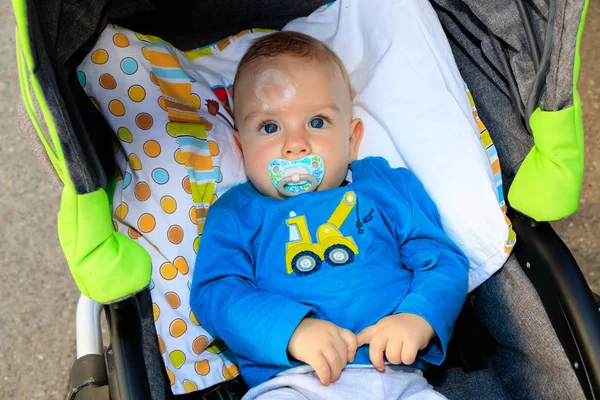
400 341 418 365
369 334 388 372
385 338 404 365
323 346 344 383
340 329 358 363
357 325 375 347
312 353 331 386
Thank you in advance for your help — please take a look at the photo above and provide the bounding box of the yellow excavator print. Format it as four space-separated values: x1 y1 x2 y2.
285 191 359 275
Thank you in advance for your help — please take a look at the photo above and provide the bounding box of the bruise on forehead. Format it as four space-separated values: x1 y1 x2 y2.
254 68 297 111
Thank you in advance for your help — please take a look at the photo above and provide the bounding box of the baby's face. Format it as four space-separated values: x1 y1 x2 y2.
233 54 363 199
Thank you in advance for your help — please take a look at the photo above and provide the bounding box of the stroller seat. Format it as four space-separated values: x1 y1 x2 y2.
75 1 517 394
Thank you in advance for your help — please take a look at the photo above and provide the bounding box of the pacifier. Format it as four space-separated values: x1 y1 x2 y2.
268 155 325 197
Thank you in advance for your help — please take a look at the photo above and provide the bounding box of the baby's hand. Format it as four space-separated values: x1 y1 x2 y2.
357 313 435 371
288 318 358 385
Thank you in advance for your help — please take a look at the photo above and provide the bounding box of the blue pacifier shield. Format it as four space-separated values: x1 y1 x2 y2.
268 155 325 196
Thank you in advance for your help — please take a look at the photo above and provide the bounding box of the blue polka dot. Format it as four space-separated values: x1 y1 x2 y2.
123 172 132 189
148 279 155 290
152 168 169 184
120 57 138 75
77 71 86 88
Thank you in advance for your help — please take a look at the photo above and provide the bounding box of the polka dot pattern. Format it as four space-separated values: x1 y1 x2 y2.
109 99 125 116
161 196 177 214
82 25 246 394
129 85 146 102
170 319 187 338
99 73 117 89
143 140 161 157
152 168 169 184
136 112 153 130
121 57 138 75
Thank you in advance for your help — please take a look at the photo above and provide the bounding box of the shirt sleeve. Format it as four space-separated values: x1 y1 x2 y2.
392 170 470 365
190 205 314 367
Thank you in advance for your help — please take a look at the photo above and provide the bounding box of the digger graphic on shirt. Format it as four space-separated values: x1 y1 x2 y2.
285 191 360 275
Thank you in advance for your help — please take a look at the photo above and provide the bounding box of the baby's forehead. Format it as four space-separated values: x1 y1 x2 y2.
236 55 348 97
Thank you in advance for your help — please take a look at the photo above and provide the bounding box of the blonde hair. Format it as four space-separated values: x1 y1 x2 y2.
233 31 353 102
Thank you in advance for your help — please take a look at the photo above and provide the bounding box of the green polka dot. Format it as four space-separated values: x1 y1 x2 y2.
169 350 186 369
117 127 133 143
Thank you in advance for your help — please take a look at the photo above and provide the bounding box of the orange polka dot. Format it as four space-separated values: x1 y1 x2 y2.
183 380 198 393
128 85 146 102
149 70 159 85
108 99 125 116
170 319 187 338
160 262 177 280
128 227 142 239
129 153 142 170
189 207 197 225
113 33 130 47
166 367 175 386
170 350 186 369
152 303 160 321
158 335 166 354
193 336 208 354
165 292 181 309
138 213 156 233
174 149 186 164
134 182 151 201
136 113 153 130
182 176 191 194
223 364 239 379
190 311 200 326
91 49 109 64
143 140 161 157
160 196 177 214
115 202 128 219
158 96 168 111
173 256 189 275
190 93 201 109
208 141 220 156
195 360 210 376
142 47 151 61
168 225 184 244
99 73 117 90
112 220 118 231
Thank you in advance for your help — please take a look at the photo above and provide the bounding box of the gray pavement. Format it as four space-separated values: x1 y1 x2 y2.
0 3 598 400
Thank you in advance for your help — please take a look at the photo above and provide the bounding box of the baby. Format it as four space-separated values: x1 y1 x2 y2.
190 31 469 400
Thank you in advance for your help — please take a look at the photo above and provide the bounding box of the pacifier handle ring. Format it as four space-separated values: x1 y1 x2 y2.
277 174 318 197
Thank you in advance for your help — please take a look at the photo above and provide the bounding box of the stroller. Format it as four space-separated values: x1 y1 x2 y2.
12 0 600 399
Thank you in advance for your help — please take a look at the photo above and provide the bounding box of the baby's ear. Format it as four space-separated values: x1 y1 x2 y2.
349 118 364 162
233 130 245 161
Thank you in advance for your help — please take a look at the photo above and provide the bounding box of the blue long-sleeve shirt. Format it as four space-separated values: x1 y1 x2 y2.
190 157 469 388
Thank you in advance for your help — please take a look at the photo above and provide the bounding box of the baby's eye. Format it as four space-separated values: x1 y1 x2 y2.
260 123 280 134
309 117 328 129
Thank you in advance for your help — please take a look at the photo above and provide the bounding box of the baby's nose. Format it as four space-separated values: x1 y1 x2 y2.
283 131 311 158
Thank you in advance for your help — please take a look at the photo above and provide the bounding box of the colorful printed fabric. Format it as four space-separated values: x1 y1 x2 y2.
77 25 246 394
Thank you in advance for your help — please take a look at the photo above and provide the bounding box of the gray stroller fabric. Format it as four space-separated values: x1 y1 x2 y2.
432 0 585 188
435 255 585 400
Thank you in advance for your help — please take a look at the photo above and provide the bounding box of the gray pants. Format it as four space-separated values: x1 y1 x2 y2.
242 365 446 400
